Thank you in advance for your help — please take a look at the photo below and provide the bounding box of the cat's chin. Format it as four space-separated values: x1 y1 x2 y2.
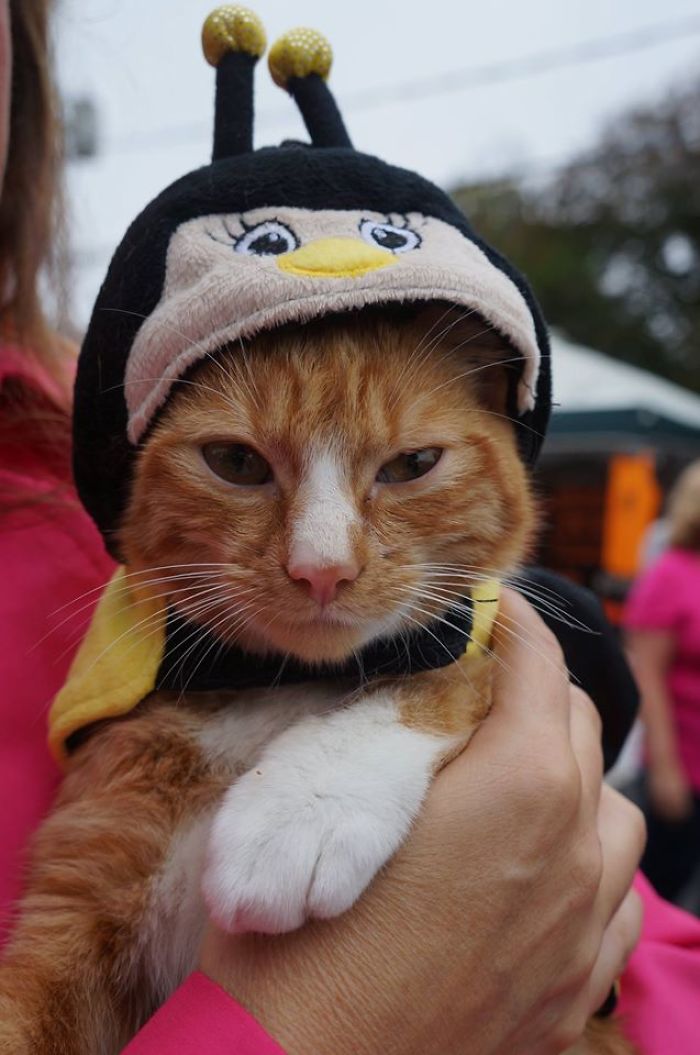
234 611 398 665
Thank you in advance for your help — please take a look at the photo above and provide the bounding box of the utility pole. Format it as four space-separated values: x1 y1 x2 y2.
64 96 98 160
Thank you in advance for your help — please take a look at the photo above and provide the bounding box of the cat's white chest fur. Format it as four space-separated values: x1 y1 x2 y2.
149 681 451 979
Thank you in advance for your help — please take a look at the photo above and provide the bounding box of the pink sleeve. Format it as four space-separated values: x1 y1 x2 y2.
121 973 287 1054
623 552 685 632
0 494 114 938
619 874 700 1055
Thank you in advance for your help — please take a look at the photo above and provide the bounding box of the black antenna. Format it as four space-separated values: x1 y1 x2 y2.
202 6 267 160
269 28 353 149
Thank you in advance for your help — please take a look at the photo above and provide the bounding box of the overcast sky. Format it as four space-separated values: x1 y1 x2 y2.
55 0 700 326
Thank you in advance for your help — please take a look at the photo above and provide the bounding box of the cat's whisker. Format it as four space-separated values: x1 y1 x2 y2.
174 584 256 623
391 585 467 615
390 583 559 677
169 589 257 636
54 579 251 677
50 564 241 617
490 611 577 684
177 598 272 692
235 336 264 412
386 307 482 411
403 564 576 610
162 596 261 696
389 584 487 634
389 593 472 641
396 609 475 690
396 582 553 671
42 578 257 658
171 600 260 699
197 338 260 416
116 374 252 422
349 645 367 691
400 592 510 675
416 572 575 618
408 569 593 633
50 602 176 682
421 344 552 402
391 316 504 410
200 347 259 416
268 651 293 691
420 353 532 402
385 305 471 409
500 573 571 603
170 625 212 701
413 565 560 599
101 308 257 416
39 574 241 649
474 407 548 442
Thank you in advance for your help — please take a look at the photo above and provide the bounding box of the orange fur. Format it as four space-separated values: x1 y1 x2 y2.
121 308 535 663
0 307 632 1054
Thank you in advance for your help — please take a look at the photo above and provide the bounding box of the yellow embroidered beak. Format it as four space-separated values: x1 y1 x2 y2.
277 237 396 278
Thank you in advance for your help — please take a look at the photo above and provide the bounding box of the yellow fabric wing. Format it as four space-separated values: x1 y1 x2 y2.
48 567 165 768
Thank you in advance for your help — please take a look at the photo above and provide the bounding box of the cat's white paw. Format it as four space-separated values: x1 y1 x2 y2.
201 767 409 934
201 697 446 934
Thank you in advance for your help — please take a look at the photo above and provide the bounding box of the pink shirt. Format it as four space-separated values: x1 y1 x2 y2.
0 341 284 1054
624 547 700 790
2 342 700 1053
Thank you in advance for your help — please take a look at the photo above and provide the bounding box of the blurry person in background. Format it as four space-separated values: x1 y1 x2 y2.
625 460 700 905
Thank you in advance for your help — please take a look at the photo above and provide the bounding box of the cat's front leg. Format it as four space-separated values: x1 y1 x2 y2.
202 679 483 935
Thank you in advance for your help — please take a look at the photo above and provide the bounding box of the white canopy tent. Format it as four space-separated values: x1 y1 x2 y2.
550 333 700 430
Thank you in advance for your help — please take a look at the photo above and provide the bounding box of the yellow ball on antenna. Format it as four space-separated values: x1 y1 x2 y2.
268 28 333 89
201 6 267 67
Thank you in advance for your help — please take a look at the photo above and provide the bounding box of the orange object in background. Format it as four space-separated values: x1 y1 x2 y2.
601 452 661 621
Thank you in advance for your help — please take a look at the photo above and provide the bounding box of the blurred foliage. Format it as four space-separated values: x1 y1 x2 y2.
452 78 700 393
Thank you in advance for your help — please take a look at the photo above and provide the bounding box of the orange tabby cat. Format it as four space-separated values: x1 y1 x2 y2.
0 307 631 1054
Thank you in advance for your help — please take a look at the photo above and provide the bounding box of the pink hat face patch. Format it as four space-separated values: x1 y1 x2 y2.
124 206 540 442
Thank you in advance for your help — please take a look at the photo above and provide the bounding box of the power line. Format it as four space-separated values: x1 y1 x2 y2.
100 15 700 156
343 14 700 110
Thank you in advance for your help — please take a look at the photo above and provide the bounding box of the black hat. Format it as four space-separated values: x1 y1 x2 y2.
74 6 551 557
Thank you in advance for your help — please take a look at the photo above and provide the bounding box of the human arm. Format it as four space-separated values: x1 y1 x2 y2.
626 628 692 820
198 590 645 1055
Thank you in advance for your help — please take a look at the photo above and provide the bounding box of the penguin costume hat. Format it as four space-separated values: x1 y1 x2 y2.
50 7 637 774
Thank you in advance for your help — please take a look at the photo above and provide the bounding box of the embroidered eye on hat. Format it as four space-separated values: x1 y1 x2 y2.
73 5 551 557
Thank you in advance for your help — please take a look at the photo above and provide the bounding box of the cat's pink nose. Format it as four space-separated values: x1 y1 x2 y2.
287 560 360 607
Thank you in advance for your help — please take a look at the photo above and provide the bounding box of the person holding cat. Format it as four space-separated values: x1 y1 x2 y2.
0 3 698 1054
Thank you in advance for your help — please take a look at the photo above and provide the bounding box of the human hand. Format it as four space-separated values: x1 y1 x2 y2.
200 590 645 1055
649 756 693 822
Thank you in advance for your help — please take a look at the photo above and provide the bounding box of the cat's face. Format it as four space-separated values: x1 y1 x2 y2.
120 307 536 663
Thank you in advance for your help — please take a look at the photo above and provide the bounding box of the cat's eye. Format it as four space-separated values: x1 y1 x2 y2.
376 447 443 484
235 221 298 257
359 219 421 254
202 442 273 486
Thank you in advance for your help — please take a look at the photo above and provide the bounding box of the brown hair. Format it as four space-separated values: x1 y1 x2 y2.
0 0 74 506
668 460 700 552
0 0 69 384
